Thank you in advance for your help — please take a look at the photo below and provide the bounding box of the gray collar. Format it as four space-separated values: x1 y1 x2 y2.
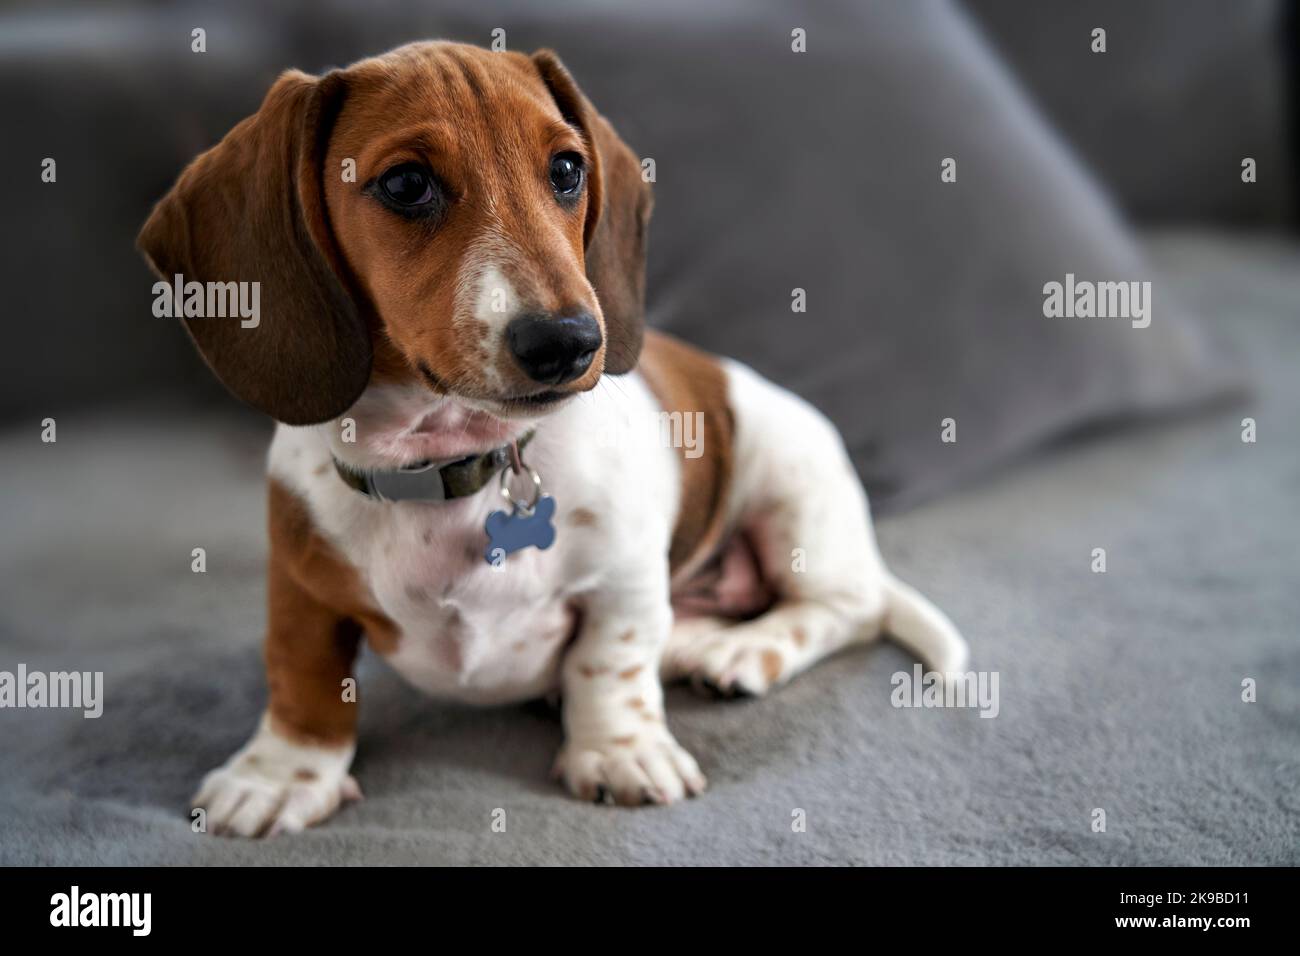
333 431 533 503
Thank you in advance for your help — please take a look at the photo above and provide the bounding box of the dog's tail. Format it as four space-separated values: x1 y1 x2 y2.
881 575 969 675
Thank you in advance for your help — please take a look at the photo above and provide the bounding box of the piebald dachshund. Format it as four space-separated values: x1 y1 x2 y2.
139 41 967 836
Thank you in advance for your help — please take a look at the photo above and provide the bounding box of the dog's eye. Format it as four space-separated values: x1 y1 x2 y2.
378 163 436 208
549 153 584 197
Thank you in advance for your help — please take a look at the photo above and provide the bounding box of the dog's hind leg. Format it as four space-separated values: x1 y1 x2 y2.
661 360 966 697
660 361 887 695
662 598 884 697
663 576 966 697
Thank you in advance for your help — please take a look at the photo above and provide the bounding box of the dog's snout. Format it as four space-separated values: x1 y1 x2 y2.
506 313 602 386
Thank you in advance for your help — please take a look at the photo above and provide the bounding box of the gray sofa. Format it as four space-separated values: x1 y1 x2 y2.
0 0 1296 865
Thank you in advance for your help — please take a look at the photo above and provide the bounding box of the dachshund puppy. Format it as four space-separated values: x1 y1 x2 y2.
139 41 967 836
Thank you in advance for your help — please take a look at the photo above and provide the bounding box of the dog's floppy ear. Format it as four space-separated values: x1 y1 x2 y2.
138 70 371 425
533 50 651 375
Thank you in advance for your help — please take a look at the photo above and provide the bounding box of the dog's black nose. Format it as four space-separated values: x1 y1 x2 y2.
506 313 602 386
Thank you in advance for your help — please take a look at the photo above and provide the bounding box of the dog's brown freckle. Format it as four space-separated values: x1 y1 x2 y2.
641 712 662 723
243 755 261 767
618 665 643 680
579 664 608 678
422 530 434 546
568 507 599 528
512 640 528 653
619 629 635 643
313 461 330 476
626 696 645 709
762 649 783 682
293 768 318 782
792 627 808 647
404 584 429 603
612 735 636 746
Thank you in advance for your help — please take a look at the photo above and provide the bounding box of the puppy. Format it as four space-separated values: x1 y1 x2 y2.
139 41 967 836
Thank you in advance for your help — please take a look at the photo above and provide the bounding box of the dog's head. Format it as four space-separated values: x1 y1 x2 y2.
139 42 651 427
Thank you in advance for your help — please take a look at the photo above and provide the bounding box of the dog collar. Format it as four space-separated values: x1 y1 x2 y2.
334 431 534 503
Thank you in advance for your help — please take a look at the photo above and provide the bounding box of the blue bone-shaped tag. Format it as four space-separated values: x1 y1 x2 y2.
484 495 557 565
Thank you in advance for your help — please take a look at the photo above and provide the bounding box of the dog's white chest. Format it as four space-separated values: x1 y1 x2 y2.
267 371 678 706
360 505 577 704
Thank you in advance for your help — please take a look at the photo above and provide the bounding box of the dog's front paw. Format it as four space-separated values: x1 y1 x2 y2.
552 729 707 806
192 716 360 837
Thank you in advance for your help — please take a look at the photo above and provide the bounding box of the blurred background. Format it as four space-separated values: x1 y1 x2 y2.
0 1 1296 865
0 0 1295 503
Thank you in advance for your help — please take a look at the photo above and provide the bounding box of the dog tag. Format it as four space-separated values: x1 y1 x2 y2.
484 457 556 565
485 495 556 565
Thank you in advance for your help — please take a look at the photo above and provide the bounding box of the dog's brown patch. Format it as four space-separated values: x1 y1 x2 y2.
761 649 784 684
618 664 644 681
637 331 735 585
568 507 599 528
266 480 399 745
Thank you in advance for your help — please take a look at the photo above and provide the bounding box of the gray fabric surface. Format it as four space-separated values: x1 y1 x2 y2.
0 232 1295 865
966 0 1294 227
0 0 1244 510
